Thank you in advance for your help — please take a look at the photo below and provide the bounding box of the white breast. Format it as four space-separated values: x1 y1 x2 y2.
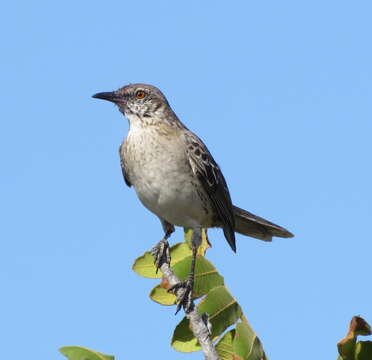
123 123 212 228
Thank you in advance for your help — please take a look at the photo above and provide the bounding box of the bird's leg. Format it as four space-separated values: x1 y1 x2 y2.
151 220 174 272
169 227 201 314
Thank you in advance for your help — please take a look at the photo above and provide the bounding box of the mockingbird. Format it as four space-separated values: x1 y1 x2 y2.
93 84 293 313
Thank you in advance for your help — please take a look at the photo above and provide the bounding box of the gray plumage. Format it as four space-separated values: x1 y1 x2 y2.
93 83 293 253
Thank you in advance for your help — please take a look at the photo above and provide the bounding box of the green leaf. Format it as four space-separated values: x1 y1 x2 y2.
216 329 235 360
233 321 265 360
337 316 371 360
198 286 241 339
198 228 211 255
169 242 192 264
184 228 210 255
150 285 176 305
248 337 266 360
184 228 193 248
132 242 192 279
150 254 224 303
355 341 372 360
233 321 254 360
171 317 199 352
338 338 356 360
172 286 241 352
172 256 224 299
59 346 114 360
132 251 161 279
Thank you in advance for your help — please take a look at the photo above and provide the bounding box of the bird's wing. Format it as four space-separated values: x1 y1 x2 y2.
184 131 236 251
118 143 132 187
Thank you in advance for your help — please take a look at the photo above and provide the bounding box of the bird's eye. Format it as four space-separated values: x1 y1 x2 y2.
135 90 146 99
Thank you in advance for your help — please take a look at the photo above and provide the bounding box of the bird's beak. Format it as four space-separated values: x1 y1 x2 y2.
92 91 123 104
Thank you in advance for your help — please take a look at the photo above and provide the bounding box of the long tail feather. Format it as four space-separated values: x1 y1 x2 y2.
233 205 294 241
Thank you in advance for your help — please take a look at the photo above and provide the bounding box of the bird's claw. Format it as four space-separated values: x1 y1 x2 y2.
201 313 212 335
168 278 195 314
151 238 171 272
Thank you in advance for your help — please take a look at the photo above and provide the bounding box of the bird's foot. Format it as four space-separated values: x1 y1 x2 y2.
151 238 171 272
168 276 195 314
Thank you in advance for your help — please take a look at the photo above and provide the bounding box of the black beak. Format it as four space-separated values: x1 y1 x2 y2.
92 91 122 103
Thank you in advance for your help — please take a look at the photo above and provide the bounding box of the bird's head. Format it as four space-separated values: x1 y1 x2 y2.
92 84 171 125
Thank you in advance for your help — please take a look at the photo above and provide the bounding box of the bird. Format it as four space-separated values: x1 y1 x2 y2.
92 83 293 313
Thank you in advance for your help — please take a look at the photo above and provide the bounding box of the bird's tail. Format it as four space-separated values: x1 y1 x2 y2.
233 205 294 241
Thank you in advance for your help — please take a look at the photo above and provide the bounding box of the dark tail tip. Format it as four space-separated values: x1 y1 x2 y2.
223 227 236 253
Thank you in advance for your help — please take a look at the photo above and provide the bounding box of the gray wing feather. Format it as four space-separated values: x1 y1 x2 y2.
119 144 132 187
185 132 236 251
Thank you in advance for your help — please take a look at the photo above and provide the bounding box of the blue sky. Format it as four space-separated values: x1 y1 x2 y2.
1 1 371 359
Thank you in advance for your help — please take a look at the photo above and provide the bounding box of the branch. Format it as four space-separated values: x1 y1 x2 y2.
159 261 219 360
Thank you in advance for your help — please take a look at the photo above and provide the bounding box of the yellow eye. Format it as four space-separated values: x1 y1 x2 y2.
135 90 146 99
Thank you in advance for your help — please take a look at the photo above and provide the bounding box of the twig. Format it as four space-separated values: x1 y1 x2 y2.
159 261 219 360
